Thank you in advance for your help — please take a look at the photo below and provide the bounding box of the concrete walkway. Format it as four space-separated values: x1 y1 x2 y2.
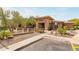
0 33 47 51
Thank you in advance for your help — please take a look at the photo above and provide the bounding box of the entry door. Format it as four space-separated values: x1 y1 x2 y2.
39 23 45 29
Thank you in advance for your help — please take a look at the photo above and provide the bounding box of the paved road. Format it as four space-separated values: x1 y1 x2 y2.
18 38 73 51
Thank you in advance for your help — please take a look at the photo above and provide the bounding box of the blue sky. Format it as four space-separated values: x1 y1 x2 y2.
4 7 79 21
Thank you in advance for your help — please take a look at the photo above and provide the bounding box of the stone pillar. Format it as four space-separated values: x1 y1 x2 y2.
35 21 39 32
22 28 24 33
36 22 39 29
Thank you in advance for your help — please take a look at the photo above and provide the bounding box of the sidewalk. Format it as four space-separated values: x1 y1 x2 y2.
0 33 47 51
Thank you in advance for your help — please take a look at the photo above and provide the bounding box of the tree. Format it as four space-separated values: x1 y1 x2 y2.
25 17 36 32
7 19 14 32
11 11 23 31
0 7 10 30
0 8 13 44
69 18 79 25
26 17 35 28
12 11 20 27
69 18 79 29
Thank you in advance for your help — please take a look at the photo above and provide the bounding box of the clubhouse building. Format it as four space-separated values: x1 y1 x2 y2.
35 16 74 31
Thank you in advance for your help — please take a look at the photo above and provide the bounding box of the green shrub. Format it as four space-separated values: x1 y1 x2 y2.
57 27 63 35
63 26 67 34
63 26 68 30
0 30 12 40
57 26 67 35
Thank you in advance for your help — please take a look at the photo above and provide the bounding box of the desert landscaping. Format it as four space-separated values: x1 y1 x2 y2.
0 7 79 51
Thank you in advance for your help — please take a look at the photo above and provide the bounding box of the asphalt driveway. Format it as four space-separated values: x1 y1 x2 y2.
18 38 73 51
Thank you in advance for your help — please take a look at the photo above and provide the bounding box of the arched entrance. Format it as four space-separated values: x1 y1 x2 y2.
35 16 54 31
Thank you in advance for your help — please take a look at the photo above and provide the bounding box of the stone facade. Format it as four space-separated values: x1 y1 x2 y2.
35 16 54 31
35 16 74 31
